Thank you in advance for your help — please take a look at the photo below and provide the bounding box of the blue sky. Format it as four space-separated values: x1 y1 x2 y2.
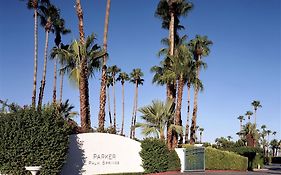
0 0 280 143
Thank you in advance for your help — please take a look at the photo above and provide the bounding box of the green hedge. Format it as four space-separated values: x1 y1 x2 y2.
139 138 180 173
227 147 264 170
205 147 248 171
0 105 70 175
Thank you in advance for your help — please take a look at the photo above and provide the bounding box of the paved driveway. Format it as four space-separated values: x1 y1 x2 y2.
170 164 281 175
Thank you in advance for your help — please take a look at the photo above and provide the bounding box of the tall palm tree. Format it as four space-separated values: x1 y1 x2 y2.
266 130 272 156
184 61 197 144
37 4 60 110
199 128 204 143
116 72 130 136
155 0 193 56
251 100 262 126
75 0 91 132
98 0 111 132
245 111 253 123
130 68 144 139
106 74 113 127
241 123 259 147
52 17 70 104
107 65 121 133
51 33 106 132
21 0 50 108
136 99 181 140
237 115 245 131
189 35 213 144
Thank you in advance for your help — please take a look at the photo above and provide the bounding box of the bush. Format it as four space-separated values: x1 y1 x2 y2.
139 138 180 173
272 157 281 164
205 147 248 171
227 147 264 170
0 105 70 175
167 150 181 171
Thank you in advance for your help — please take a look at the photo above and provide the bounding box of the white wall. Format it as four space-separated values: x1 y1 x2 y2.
61 133 144 175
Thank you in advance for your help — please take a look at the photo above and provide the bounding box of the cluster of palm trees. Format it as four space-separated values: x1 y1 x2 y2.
22 0 214 148
236 100 262 146
151 0 212 149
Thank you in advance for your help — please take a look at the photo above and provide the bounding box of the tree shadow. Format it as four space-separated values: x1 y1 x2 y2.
61 134 85 175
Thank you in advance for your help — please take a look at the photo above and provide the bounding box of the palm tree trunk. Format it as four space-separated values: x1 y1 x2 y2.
121 82 125 136
52 59 57 104
200 133 202 143
32 6 38 108
185 83 191 143
107 86 112 127
190 59 200 144
133 83 139 138
175 75 184 146
37 30 50 110
76 0 91 132
130 84 137 138
59 68 64 104
169 11 175 56
113 77 117 133
98 0 111 132
254 109 257 126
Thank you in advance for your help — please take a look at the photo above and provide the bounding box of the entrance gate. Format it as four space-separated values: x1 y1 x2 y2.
184 147 205 172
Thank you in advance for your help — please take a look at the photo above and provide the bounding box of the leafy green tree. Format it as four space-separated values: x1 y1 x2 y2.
98 0 111 132
189 35 213 144
136 99 181 140
37 4 60 110
251 100 262 126
21 0 50 107
116 72 130 136
51 33 105 132
130 68 144 138
107 65 121 133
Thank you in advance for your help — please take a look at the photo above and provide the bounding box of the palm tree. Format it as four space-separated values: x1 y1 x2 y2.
273 131 277 139
107 65 121 133
189 35 213 144
98 0 111 132
130 68 144 139
51 33 106 132
241 123 259 147
106 74 113 127
136 99 181 140
21 0 50 107
116 72 130 136
199 128 204 143
251 100 262 126
155 0 193 55
52 17 70 104
266 130 272 156
237 115 245 131
184 61 197 144
37 4 60 110
245 111 253 123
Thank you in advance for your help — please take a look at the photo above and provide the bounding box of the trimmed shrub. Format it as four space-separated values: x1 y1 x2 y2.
167 150 181 171
205 147 248 171
0 105 70 175
227 147 264 170
140 138 181 173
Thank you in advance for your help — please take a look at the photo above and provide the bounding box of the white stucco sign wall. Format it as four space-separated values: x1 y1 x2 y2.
61 133 144 175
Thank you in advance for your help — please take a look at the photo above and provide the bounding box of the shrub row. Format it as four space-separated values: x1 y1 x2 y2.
0 106 70 175
205 147 248 171
140 138 181 173
227 147 264 170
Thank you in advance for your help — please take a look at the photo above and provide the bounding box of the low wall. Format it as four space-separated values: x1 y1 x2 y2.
61 133 144 175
